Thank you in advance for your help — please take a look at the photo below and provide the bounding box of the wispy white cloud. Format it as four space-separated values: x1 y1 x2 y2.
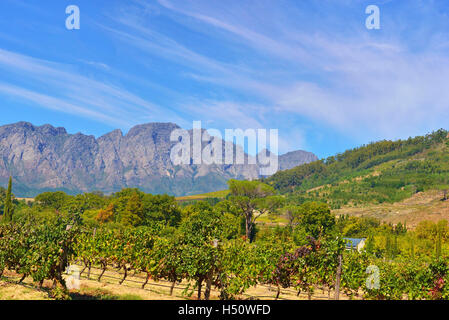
154 0 311 64
275 38 449 139
180 100 269 129
99 22 229 75
99 14 279 99
0 48 177 129
78 59 111 71
147 0 449 143
0 83 129 127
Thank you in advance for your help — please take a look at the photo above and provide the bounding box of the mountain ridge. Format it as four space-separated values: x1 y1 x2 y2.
0 121 317 197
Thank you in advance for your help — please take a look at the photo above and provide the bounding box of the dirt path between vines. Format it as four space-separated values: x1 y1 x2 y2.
0 268 356 300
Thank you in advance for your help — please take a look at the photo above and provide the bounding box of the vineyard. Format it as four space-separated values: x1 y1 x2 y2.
2 134 449 301
1 213 449 300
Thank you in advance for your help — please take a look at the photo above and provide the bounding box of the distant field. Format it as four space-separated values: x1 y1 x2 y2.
175 189 229 201
16 197 34 202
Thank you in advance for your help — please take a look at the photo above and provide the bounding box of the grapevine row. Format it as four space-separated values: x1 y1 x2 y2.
1 219 449 300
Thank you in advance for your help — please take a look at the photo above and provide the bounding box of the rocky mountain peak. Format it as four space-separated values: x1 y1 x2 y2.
37 124 67 136
126 122 180 138
0 121 318 197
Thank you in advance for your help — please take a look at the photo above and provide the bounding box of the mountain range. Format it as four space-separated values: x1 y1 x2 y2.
0 122 317 197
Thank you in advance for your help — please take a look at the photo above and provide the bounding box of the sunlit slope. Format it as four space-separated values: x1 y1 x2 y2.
265 129 449 209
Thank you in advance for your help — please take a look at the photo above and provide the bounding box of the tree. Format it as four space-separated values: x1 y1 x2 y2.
299 202 335 239
228 180 284 242
122 193 144 227
142 194 181 227
415 220 449 241
35 191 70 211
3 177 13 222
213 200 245 237
281 205 302 227
95 203 115 224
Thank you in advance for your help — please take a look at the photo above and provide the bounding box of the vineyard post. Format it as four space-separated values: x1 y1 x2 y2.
334 254 342 300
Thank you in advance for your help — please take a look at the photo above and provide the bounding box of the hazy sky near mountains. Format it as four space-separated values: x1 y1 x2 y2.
0 0 449 158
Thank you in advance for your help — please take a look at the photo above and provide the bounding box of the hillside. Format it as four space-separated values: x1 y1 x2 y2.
265 129 449 210
334 190 449 229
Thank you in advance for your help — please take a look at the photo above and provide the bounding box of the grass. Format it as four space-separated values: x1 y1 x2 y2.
175 189 229 201
16 197 35 202
0 267 355 300
0 275 50 300
69 287 143 300
257 212 288 225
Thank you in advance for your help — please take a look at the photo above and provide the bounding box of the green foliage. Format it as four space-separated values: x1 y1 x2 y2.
336 215 381 238
298 202 335 238
142 194 181 227
6 165 449 300
415 220 449 241
3 211 449 300
35 191 70 211
0 212 81 293
280 204 302 227
21 188 182 229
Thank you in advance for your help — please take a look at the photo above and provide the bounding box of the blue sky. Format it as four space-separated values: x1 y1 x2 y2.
0 0 449 159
